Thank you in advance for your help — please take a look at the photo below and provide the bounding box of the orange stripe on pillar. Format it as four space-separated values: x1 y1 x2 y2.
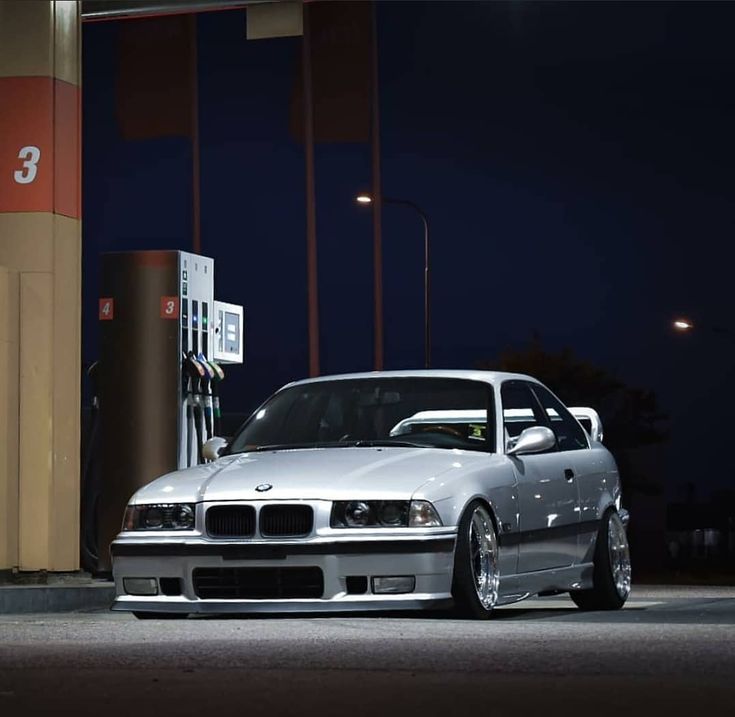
0 77 53 213
54 78 81 219
0 76 80 218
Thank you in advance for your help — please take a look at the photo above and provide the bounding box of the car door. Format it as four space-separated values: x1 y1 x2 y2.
501 381 580 573
529 383 601 564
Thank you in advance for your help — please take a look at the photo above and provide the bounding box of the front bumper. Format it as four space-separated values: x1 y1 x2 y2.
111 533 457 614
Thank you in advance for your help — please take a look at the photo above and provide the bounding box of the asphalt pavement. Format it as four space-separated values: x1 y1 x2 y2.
1 585 733 717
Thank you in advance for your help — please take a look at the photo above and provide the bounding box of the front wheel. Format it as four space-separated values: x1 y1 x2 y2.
570 509 631 610
451 501 500 619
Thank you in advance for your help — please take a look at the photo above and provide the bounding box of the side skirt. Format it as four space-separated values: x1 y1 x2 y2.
496 563 594 606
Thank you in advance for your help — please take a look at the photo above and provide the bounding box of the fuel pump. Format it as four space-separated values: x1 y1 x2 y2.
95 250 244 572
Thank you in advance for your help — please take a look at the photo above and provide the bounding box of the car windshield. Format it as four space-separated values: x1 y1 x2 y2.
229 377 495 454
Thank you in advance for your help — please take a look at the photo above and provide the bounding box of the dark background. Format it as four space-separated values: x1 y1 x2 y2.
82 1 735 509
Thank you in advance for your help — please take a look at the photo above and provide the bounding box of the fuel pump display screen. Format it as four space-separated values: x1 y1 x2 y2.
225 312 240 354
213 300 244 364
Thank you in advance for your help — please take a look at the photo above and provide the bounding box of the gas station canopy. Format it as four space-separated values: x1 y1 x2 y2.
81 0 261 22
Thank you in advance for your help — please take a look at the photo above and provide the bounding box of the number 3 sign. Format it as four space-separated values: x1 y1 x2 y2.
14 146 41 184
0 76 80 218
160 296 180 320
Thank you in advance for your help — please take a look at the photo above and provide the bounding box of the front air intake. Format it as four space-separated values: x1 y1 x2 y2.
193 567 324 599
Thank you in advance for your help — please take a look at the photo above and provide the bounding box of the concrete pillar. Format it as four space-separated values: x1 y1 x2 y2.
0 265 20 570
0 1 81 571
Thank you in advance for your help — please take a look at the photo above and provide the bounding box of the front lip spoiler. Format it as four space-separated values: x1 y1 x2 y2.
111 595 455 614
111 537 456 560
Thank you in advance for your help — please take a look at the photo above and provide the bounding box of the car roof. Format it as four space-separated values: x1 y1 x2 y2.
286 369 539 388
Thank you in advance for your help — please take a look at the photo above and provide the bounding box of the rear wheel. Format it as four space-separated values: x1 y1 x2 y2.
570 509 631 610
451 501 500 619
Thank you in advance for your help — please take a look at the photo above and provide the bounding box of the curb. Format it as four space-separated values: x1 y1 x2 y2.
0 583 115 614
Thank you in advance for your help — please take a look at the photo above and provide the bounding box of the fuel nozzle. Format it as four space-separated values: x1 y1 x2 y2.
207 360 225 437
185 351 206 381
197 353 215 442
183 352 207 465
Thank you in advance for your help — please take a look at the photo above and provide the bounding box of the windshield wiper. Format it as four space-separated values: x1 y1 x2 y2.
242 443 321 453
235 443 321 453
233 439 427 453
349 439 426 449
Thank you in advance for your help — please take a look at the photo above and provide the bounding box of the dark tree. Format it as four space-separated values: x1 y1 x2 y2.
477 335 668 496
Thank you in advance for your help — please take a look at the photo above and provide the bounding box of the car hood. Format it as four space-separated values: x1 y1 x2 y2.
132 446 491 504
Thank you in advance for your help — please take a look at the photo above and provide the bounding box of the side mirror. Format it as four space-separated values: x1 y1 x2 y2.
202 436 228 462
507 426 556 456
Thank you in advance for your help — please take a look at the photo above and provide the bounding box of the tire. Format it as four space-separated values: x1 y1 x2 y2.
132 611 188 620
570 509 631 611
451 500 500 619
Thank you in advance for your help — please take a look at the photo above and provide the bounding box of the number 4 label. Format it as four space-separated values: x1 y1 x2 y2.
161 296 180 319
99 298 114 320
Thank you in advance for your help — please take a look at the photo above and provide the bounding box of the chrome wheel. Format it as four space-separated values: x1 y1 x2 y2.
468 505 499 609
608 512 631 600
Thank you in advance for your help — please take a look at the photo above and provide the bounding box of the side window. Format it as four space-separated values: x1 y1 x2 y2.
530 384 589 451
500 382 548 449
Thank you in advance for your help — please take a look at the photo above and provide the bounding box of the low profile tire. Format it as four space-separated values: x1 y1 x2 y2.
132 611 187 620
451 500 500 619
570 509 631 611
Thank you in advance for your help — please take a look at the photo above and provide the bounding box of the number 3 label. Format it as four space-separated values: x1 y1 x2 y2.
13 145 41 184
161 296 180 319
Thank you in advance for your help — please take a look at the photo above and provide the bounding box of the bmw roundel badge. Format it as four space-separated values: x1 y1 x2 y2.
255 483 273 492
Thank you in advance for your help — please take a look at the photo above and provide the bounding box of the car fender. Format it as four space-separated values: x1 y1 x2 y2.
580 465 621 562
411 456 519 577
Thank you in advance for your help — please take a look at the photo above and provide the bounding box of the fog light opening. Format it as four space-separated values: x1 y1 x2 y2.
345 576 368 595
123 578 158 596
371 576 415 595
159 577 183 596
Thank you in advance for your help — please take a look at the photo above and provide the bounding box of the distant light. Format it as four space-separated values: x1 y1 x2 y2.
674 319 694 331
355 194 373 204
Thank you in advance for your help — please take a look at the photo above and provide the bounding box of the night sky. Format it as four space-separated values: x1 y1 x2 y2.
82 1 735 499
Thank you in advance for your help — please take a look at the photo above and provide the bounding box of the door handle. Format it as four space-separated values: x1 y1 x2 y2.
564 468 575 481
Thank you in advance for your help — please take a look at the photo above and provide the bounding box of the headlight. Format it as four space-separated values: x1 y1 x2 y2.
331 500 442 528
123 503 196 531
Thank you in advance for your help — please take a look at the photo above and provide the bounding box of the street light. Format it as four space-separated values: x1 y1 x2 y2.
356 193 431 368
673 319 694 331
671 317 735 340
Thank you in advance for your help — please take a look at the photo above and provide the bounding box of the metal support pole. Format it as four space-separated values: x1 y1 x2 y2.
189 14 201 254
383 198 430 369
303 2 320 376
370 1 383 371
422 212 430 369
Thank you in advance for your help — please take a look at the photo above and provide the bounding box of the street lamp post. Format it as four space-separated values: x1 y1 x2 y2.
357 194 431 368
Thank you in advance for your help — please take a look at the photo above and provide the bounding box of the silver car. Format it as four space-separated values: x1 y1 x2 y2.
111 370 631 619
